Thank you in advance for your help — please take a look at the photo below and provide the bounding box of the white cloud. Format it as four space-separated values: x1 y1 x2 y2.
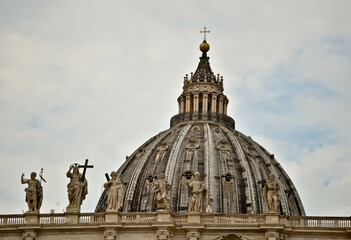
0 0 351 216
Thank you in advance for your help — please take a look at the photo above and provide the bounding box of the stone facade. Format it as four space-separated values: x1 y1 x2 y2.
0 212 350 239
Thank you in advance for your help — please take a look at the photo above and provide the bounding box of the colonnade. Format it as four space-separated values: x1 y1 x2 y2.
178 92 228 115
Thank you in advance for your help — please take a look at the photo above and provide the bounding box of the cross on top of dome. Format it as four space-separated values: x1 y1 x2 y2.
200 27 210 40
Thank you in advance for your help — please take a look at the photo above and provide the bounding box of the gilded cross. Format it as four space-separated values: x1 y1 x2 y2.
200 27 210 40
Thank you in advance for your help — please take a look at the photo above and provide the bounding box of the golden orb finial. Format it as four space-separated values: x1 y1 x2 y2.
200 40 210 53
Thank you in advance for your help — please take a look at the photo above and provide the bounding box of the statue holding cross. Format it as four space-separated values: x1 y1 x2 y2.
66 159 93 212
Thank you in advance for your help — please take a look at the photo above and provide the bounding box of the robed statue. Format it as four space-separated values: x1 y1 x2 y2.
263 173 281 212
183 172 206 213
151 173 171 210
21 172 43 212
66 165 88 209
104 171 125 212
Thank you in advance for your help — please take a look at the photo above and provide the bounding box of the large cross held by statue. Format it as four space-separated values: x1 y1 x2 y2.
200 27 210 40
39 168 47 183
78 159 94 182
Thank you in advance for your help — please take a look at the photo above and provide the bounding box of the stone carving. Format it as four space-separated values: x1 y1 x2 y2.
104 171 126 212
156 229 174 240
185 139 199 161
214 127 221 133
23 231 36 240
187 231 200 240
223 234 242 240
135 148 144 160
265 232 286 240
156 142 168 162
263 174 281 213
191 125 200 132
182 172 206 213
152 173 171 210
104 229 117 240
216 140 230 163
221 173 235 213
21 172 43 212
66 165 88 210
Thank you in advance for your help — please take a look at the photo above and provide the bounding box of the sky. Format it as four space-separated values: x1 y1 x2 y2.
0 0 350 216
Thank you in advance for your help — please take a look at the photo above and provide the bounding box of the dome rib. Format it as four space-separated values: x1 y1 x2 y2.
124 129 171 212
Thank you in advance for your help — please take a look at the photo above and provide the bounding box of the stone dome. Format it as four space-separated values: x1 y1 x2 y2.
95 40 305 217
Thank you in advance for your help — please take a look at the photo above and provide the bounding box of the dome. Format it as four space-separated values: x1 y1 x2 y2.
95 39 305 217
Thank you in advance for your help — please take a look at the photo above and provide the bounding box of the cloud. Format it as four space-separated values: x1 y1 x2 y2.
0 0 351 216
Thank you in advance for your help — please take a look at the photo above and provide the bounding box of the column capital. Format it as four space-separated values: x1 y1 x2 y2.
187 230 200 240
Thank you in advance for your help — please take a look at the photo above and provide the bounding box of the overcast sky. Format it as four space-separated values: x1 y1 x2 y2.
0 0 350 216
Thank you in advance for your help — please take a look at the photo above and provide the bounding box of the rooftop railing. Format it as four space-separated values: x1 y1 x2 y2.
0 213 350 229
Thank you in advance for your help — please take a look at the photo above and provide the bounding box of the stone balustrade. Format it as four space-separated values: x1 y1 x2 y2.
0 212 350 229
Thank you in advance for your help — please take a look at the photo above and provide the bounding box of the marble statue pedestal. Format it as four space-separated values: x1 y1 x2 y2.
24 211 39 224
105 210 119 223
265 212 280 224
65 206 80 224
156 209 171 222
187 212 201 224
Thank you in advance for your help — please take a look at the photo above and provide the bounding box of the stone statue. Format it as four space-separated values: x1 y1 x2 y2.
183 172 206 213
151 173 171 210
66 165 88 210
104 171 125 212
263 174 281 212
21 172 43 212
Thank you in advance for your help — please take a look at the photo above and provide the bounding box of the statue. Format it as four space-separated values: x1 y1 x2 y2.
151 173 171 210
21 172 43 212
263 173 281 212
66 165 88 210
104 171 125 212
183 172 206 213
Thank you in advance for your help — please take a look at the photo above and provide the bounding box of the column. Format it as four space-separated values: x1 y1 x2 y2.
193 93 199 112
202 93 208 113
223 99 228 115
211 94 217 113
218 95 224 114
185 94 191 112
180 97 185 114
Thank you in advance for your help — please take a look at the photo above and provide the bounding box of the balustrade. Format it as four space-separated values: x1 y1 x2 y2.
0 213 349 229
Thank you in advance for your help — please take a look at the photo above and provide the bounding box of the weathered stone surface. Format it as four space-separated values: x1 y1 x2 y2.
21 172 43 213
96 123 305 216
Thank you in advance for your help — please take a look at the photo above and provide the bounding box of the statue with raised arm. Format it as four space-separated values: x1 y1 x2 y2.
183 172 206 213
263 173 281 212
21 172 43 212
66 165 87 209
104 171 125 212
151 173 171 210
